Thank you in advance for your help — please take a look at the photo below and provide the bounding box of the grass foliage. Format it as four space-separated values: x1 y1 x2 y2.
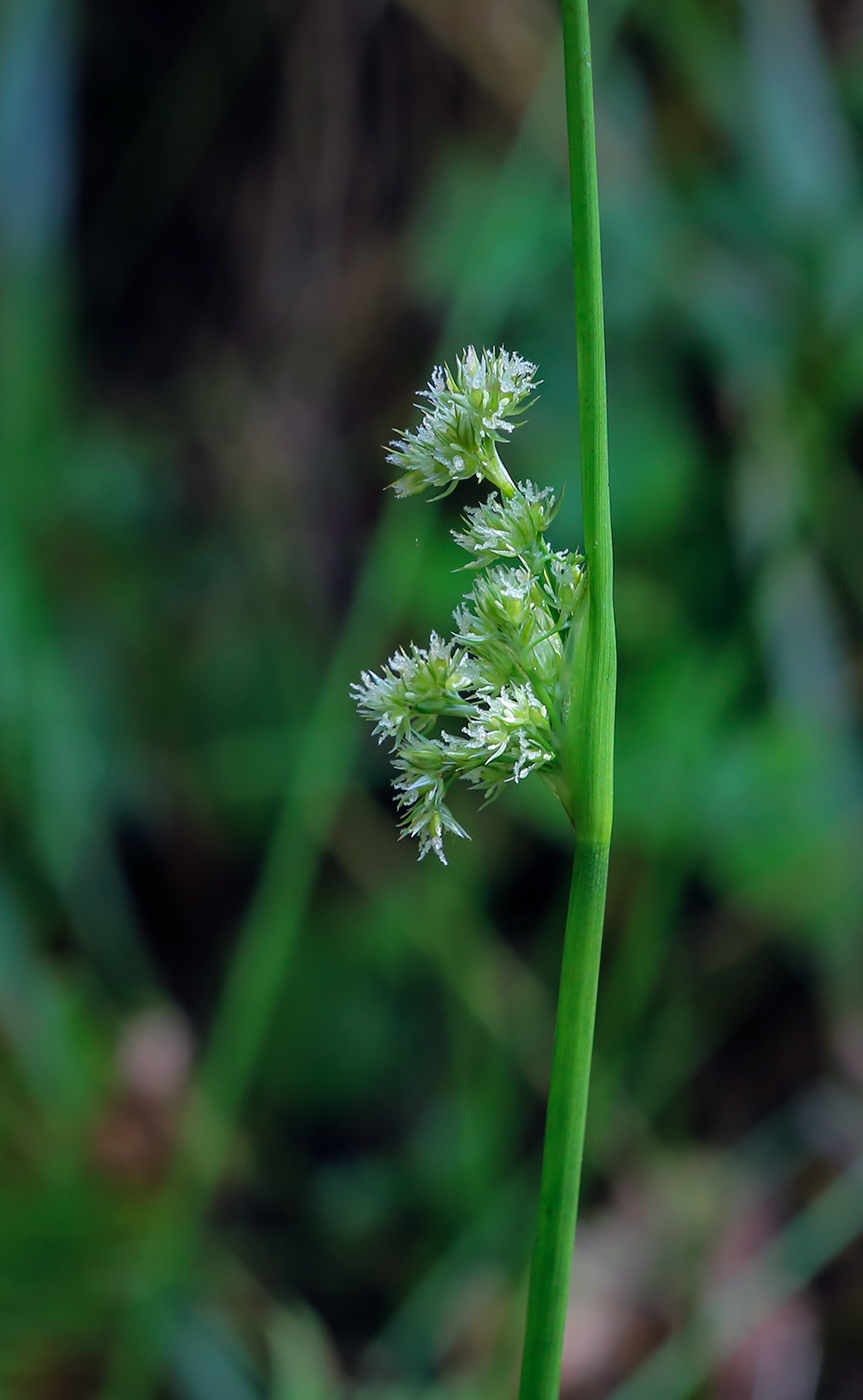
2 0 863 1396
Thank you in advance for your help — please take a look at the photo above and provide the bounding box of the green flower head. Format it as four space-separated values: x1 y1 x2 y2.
387 346 538 500
355 349 587 863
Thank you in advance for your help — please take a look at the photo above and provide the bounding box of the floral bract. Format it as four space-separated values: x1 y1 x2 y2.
353 348 586 862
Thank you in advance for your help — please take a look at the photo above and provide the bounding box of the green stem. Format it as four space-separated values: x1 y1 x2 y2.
518 1 615 1397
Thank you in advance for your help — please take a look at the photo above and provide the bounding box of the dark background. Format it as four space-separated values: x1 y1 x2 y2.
2 0 863 1395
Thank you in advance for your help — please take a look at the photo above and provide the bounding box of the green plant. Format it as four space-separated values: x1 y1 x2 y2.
355 2 615 1392
356 335 612 1400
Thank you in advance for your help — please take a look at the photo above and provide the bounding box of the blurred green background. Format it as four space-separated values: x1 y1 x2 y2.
3 0 863 1395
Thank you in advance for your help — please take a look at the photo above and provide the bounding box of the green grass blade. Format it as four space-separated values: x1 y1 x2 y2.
518 1 616 1396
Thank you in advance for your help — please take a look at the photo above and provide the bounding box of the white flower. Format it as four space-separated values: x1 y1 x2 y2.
355 350 585 862
351 634 476 745
392 737 470 863
452 482 560 569
464 684 556 787
387 347 538 499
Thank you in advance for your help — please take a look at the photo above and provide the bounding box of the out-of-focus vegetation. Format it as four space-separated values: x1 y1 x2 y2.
3 0 863 1395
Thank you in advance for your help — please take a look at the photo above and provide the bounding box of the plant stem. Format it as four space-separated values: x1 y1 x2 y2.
518 1 615 1397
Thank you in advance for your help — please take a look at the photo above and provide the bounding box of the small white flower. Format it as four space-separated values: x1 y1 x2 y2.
355 349 585 862
452 481 560 569
351 634 477 745
392 736 471 863
465 684 555 783
387 347 538 500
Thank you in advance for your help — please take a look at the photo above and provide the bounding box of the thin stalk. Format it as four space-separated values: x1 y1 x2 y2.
518 2 615 1399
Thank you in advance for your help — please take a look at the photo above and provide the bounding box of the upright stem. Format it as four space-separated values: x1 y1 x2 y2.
518 2 615 1398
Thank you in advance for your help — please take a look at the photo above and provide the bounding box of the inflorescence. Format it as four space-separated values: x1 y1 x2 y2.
353 348 587 862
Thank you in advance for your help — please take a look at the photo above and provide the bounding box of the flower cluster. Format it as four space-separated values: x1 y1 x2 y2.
387 346 538 500
354 634 476 747
452 480 560 570
353 348 586 862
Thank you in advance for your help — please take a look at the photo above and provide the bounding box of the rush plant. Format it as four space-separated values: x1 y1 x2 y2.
356 346 611 1400
354 3 614 1395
